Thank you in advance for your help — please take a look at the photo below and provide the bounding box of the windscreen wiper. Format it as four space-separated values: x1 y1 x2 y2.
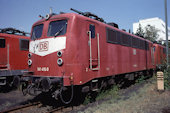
54 23 67 37
32 32 36 40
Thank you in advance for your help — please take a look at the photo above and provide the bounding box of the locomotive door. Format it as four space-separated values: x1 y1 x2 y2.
0 38 8 69
151 46 155 65
87 23 100 70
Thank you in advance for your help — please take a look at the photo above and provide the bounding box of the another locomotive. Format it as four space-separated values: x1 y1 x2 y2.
0 28 29 87
153 43 166 70
22 9 165 104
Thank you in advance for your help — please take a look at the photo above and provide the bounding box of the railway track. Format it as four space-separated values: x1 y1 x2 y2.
1 102 74 113
1 102 41 113
46 105 74 113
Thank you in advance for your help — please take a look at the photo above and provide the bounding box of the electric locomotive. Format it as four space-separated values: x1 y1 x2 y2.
153 43 167 70
22 9 155 104
0 28 29 87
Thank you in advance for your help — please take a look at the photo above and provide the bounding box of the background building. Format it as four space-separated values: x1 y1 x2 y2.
133 17 170 41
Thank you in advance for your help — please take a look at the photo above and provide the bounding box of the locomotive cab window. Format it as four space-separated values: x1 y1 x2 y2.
31 24 43 40
89 24 95 38
20 39 29 51
0 38 5 48
47 20 67 37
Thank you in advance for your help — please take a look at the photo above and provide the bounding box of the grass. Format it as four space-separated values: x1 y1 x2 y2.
82 68 170 106
83 74 150 105
96 86 119 101
83 85 119 105
83 95 91 105
79 68 170 113
164 68 170 90
135 75 146 84
79 78 170 113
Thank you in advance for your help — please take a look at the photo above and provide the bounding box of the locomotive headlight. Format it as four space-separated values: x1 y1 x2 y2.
57 51 62 57
28 53 32 58
57 58 63 66
28 59 32 66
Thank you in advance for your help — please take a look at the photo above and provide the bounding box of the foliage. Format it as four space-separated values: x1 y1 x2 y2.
96 86 119 101
164 68 170 90
135 24 145 38
83 85 119 105
144 25 159 42
135 24 159 42
135 75 146 84
83 95 91 105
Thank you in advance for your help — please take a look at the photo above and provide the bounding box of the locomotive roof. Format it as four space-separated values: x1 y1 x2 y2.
32 13 152 44
153 43 166 48
0 28 30 37
0 32 30 39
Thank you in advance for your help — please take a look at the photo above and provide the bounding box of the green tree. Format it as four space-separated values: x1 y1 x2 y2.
162 41 170 48
144 25 159 42
135 24 159 42
135 24 145 38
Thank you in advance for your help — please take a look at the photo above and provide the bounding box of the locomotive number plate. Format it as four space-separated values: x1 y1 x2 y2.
37 67 49 72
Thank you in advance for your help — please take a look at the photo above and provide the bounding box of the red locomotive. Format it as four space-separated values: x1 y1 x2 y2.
0 28 29 87
153 43 167 70
22 9 158 104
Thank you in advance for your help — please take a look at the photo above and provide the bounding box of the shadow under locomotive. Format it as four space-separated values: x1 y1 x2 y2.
20 70 153 107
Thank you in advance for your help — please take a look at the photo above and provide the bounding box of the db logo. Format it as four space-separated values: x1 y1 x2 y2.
39 41 49 52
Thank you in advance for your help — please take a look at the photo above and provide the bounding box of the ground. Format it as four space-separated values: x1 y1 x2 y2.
0 77 170 113
77 78 170 113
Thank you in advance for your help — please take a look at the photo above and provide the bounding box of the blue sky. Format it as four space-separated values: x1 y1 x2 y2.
0 0 169 33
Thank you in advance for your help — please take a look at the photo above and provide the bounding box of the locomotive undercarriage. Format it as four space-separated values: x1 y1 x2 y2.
21 76 63 95
0 70 25 87
20 69 154 104
81 69 154 95
21 76 75 104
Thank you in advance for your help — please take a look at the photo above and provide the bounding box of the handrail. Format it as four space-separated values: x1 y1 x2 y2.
88 31 100 70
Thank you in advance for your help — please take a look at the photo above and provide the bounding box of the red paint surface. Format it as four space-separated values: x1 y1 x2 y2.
0 33 29 70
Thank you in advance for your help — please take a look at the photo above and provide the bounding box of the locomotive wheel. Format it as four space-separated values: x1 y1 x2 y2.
21 83 28 96
99 80 107 91
12 76 20 88
59 85 74 104
27 84 41 96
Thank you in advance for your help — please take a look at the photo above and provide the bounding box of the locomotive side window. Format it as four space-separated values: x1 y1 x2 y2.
48 20 67 37
106 27 147 50
153 46 156 52
139 39 145 50
132 37 139 48
31 24 43 40
89 24 95 38
20 39 29 51
122 34 127 46
0 38 5 48
122 34 131 47
116 32 122 44
106 28 117 44
145 42 149 50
